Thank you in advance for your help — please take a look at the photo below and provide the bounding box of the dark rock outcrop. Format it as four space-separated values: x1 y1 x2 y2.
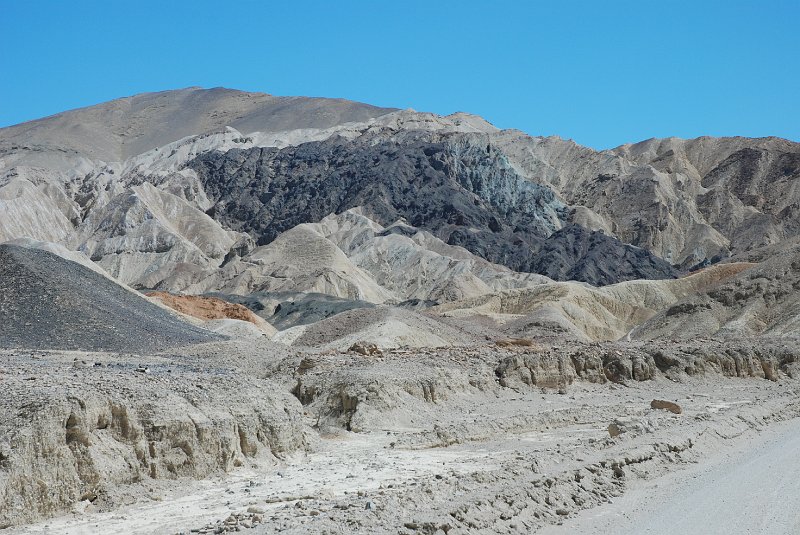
206 291 376 330
530 225 677 286
189 133 676 285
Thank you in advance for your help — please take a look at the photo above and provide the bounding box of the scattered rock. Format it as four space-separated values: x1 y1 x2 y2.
651 399 682 414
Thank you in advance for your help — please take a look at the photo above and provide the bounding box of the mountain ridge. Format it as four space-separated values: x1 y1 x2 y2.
1 87 799 303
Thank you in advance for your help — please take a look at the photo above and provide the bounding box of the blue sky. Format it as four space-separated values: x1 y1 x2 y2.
1 0 798 149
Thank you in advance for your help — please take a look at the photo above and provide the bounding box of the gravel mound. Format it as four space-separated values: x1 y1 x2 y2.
0 244 221 352
277 306 481 350
208 291 376 330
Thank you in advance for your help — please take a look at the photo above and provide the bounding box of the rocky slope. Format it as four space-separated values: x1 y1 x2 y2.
0 86 395 162
633 242 800 339
512 134 800 268
0 347 311 527
210 291 376 331
433 263 754 342
0 244 220 352
189 131 676 284
219 209 549 303
145 292 278 336
274 306 481 351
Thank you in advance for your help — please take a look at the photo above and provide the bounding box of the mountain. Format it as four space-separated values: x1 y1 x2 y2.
0 86 396 162
497 133 800 268
189 131 676 285
1 87 799 320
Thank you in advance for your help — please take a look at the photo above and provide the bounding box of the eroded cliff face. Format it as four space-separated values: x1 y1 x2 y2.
286 339 799 437
0 354 312 527
634 243 800 339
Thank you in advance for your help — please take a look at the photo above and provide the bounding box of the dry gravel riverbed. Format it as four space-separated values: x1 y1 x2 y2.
10 366 798 535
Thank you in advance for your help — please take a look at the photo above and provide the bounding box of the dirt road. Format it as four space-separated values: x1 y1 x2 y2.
540 416 800 535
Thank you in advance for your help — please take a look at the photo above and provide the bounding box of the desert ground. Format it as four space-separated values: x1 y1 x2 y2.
3 335 798 534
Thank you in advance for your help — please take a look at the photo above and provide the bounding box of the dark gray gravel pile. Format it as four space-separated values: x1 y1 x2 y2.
0 244 222 352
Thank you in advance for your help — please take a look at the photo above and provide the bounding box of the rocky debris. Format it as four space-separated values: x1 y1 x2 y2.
495 338 537 348
608 422 623 438
651 399 682 414
177 509 265 533
608 417 658 438
0 244 221 352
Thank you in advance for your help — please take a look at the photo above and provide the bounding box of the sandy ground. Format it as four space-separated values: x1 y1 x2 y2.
540 414 800 535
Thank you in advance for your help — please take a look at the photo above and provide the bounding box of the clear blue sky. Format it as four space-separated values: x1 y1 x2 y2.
1 0 798 149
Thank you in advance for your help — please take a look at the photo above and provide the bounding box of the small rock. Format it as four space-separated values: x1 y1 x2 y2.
246 506 265 514
651 399 682 414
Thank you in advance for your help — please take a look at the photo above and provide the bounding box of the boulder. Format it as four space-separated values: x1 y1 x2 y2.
651 399 682 414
